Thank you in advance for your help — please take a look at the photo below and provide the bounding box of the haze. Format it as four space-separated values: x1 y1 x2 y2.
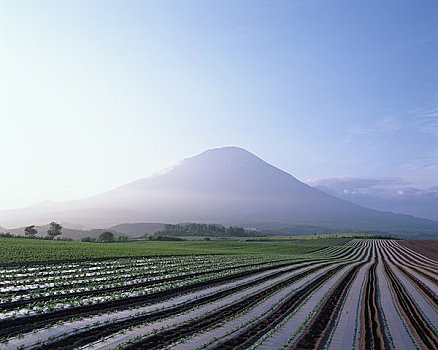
0 0 437 211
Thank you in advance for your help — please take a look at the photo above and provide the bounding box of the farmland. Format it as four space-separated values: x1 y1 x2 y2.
0 236 350 263
0 239 437 349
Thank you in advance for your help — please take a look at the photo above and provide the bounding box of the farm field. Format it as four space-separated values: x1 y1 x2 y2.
0 236 349 263
0 239 437 349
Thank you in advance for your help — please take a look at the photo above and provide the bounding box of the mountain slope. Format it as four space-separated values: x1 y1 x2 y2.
1 147 437 234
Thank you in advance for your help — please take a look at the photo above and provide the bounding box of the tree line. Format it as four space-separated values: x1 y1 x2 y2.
154 223 260 237
81 232 128 243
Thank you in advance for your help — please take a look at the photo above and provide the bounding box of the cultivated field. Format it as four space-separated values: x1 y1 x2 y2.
0 236 348 263
0 239 437 349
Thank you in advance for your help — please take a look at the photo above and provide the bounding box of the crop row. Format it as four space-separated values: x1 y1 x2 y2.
0 239 436 350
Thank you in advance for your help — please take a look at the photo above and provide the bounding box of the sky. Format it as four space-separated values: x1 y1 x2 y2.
0 0 437 210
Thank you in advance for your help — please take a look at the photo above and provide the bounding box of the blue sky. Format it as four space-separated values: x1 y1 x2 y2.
0 0 437 209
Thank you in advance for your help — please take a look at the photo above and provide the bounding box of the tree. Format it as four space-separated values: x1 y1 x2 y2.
98 231 115 242
226 226 245 236
24 225 38 237
47 222 62 239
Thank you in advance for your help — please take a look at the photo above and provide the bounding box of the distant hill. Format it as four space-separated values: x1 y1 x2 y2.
1 147 437 237
6 224 109 240
5 222 166 240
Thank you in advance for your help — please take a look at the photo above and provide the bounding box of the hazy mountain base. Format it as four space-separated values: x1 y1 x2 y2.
1 148 437 237
2 221 437 240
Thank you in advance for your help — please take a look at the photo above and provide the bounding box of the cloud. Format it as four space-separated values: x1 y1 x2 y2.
306 177 438 220
342 115 406 155
344 102 438 145
397 150 438 187
339 102 438 184
410 107 438 138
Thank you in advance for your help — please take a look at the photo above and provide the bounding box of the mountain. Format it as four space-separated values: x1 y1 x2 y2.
1 146 438 236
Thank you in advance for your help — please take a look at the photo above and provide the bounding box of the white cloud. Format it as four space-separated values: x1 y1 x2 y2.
412 107 438 138
306 176 438 220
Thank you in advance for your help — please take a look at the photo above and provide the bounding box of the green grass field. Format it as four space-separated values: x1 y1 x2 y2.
0 236 351 263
